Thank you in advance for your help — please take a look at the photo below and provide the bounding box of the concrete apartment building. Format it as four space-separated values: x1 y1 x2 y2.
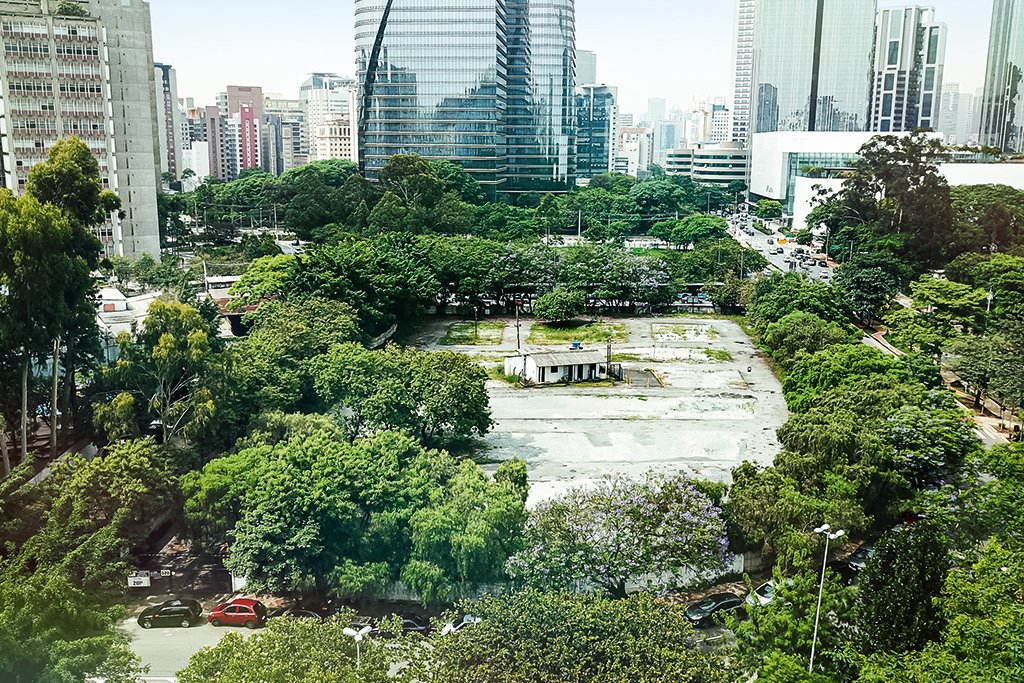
154 62 183 179
0 0 161 258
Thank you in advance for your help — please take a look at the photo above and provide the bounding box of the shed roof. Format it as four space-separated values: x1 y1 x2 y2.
512 349 607 367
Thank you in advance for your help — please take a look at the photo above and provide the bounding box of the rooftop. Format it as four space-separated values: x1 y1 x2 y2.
510 349 607 367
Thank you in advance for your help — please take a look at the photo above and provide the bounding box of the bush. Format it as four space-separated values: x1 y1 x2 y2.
533 288 586 323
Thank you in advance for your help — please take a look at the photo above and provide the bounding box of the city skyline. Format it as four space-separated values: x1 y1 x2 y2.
151 0 995 117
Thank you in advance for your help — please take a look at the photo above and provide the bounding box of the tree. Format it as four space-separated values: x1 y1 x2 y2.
378 154 444 207
756 199 783 220
858 541 1024 682
311 344 493 442
671 213 729 247
228 254 299 308
235 298 360 414
731 560 856 680
533 288 586 323
403 590 735 683
99 300 230 444
834 263 900 323
430 159 485 205
763 311 852 369
506 474 732 598
944 334 1005 407
185 429 526 599
856 523 950 655
782 344 910 413
178 614 395 683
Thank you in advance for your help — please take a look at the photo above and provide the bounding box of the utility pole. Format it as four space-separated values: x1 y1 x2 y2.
606 336 613 378
577 210 582 239
515 299 522 350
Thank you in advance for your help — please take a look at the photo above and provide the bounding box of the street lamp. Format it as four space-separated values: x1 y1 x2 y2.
810 524 846 674
343 624 373 668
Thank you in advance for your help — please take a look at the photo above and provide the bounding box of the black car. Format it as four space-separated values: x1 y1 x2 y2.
138 598 203 629
684 592 745 627
268 607 324 621
847 541 876 572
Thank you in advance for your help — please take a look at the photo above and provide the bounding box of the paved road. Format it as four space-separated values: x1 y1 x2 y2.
122 616 252 681
728 214 834 283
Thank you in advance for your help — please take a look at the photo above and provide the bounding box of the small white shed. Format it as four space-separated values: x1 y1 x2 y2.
504 348 608 385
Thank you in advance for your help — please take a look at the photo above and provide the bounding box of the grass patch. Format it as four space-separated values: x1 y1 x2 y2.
527 321 628 345
441 321 506 346
703 349 734 362
652 323 720 342
485 366 522 385
612 352 659 363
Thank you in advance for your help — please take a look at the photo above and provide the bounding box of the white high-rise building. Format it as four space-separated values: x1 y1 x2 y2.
0 0 162 259
576 49 597 86
313 113 357 163
300 72 356 161
869 6 947 132
731 0 756 142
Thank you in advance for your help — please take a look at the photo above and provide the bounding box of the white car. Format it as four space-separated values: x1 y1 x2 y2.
439 614 481 635
746 579 793 606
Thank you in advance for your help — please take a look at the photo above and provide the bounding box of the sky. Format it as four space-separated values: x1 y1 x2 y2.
151 0 994 117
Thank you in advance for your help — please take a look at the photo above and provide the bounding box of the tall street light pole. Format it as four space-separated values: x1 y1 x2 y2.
810 524 846 674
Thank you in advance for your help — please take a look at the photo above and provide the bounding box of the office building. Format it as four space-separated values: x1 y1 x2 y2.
576 49 597 86
263 96 307 174
665 142 749 187
313 113 358 163
0 0 161 259
869 6 947 132
504 0 576 193
300 73 355 161
576 84 617 179
355 0 510 193
646 97 667 125
731 0 756 141
752 0 876 134
154 63 183 179
979 0 1024 153
355 0 576 195
938 83 981 146
614 127 652 178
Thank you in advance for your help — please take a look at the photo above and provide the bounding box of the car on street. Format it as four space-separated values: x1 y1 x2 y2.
684 592 745 627
440 613 482 635
268 606 323 621
848 541 876 572
137 598 203 629
209 598 267 629
745 579 793 607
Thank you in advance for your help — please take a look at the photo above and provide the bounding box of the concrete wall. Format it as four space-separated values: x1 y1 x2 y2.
91 0 161 259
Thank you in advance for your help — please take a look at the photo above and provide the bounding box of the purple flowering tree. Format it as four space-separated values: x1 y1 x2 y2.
506 473 732 598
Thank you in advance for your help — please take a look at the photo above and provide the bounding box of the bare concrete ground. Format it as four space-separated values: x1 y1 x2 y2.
415 316 789 507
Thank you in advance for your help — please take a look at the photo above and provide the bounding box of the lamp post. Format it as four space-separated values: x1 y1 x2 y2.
342 625 373 668
810 524 845 674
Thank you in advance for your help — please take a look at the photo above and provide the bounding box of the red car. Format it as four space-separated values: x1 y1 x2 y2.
208 598 267 629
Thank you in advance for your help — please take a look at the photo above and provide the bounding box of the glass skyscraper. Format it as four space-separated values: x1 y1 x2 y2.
980 0 1024 153
505 0 576 192
575 84 616 179
752 0 876 133
355 0 575 196
355 0 510 192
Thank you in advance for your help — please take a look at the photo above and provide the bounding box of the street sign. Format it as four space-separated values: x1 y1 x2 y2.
128 575 151 588
160 569 171 577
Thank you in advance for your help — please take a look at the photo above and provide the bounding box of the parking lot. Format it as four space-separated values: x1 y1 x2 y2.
418 316 789 506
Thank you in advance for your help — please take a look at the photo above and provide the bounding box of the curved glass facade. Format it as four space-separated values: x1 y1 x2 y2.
505 0 576 192
355 0 509 190
753 0 875 133
356 0 575 195
980 0 1024 153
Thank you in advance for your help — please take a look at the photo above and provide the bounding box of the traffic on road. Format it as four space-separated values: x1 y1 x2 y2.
728 213 835 283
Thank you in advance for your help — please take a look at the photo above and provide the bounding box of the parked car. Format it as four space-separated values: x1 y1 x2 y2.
848 541 876 572
684 592 745 627
268 606 323 621
374 614 431 639
137 598 203 629
209 598 267 629
440 613 482 635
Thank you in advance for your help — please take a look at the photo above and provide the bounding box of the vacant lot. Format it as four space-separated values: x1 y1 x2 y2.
415 316 789 506
527 321 629 345
440 321 506 345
